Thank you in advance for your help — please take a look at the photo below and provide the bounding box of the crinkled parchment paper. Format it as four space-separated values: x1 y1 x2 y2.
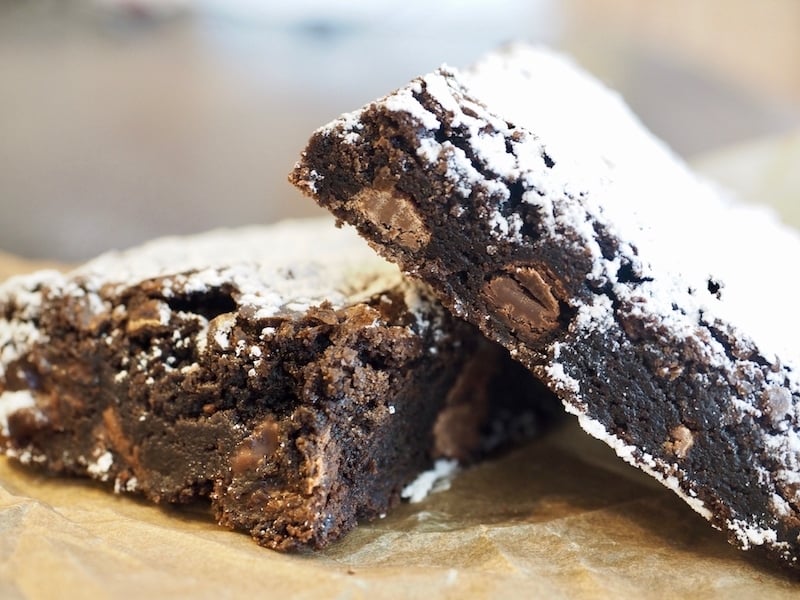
2 134 799 599
1 428 797 599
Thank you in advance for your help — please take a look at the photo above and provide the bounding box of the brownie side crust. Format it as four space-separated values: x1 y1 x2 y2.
290 50 800 566
0 221 557 550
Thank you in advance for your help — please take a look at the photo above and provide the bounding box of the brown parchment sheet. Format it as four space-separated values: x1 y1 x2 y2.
2 134 799 599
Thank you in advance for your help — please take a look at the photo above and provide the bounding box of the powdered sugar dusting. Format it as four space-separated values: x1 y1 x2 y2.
0 270 62 380
384 82 440 131
727 519 779 551
0 220 437 375
458 47 800 554
544 359 580 395
401 458 459 503
75 219 405 318
463 45 800 368
330 45 799 372
86 450 114 481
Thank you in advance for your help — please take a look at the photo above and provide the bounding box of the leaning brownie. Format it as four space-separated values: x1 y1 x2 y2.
0 218 553 551
291 45 800 566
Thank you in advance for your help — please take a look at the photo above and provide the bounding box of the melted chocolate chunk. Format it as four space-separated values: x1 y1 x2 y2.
483 267 561 343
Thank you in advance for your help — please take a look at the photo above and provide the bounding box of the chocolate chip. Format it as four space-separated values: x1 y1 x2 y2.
483 266 561 343
664 424 695 459
231 419 280 474
350 188 431 251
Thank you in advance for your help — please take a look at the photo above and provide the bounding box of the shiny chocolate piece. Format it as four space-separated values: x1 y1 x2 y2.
350 187 431 251
483 267 561 343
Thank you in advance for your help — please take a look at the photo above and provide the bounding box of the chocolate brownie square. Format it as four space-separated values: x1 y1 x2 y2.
0 218 555 550
291 45 800 566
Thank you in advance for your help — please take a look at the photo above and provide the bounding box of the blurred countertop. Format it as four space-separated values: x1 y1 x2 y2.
0 0 798 261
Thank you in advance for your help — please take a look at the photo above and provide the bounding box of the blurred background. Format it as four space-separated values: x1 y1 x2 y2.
1 0 798 261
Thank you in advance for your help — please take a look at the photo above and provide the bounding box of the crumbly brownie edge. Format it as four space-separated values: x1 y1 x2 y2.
290 63 800 565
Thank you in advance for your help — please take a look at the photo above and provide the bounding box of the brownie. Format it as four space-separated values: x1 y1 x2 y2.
291 45 800 566
0 218 555 551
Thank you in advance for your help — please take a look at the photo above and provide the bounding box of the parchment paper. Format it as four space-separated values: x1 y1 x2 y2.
2 134 799 599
